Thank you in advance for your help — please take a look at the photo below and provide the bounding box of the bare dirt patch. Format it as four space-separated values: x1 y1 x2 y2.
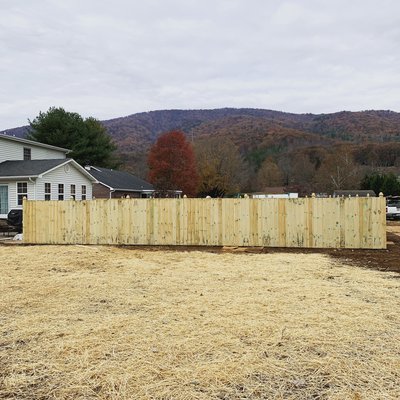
326 220 400 273
240 220 400 274
1 246 399 399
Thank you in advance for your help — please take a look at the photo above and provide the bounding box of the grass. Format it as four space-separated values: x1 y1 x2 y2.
0 245 399 399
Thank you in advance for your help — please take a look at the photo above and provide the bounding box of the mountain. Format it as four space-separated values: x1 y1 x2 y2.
306 110 400 142
3 108 400 149
102 108 400 151
100 108 400 178
0 125 30 138
2 108 400 186
101 108 315 153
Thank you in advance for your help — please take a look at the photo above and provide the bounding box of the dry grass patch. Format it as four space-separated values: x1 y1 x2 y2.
0 245 399 399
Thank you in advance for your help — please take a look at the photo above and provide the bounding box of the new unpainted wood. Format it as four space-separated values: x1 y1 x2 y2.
23 197 387 249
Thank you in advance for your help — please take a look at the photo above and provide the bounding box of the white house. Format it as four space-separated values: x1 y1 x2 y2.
0 134 96 218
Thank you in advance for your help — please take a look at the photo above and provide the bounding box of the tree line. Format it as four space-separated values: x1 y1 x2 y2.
28 107 400 197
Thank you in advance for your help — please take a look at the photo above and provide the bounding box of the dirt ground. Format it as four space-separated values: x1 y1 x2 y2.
261 220 400 274
1 221 400 274
0 244 399 399
327 221 400 273
120 220 400 274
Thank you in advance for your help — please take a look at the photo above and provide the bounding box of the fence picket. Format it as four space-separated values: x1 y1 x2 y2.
22 197 387 249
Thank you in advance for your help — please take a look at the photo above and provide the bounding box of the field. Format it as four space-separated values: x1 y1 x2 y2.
1 243 400 400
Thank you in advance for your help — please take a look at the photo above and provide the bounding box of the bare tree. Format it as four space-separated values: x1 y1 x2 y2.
314 148 361 192
194 137 246 197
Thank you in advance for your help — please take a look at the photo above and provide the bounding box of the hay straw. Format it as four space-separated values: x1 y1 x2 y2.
0 245 399 399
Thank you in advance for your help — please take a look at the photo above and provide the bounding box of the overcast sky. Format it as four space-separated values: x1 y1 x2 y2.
1 0 400 130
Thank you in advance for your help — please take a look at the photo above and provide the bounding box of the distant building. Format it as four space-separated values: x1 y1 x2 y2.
249 186 298 199
85 166 155 199
153 190 183 198
333 190 376 197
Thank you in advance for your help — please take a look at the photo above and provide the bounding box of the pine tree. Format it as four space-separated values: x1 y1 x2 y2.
28 107 119 168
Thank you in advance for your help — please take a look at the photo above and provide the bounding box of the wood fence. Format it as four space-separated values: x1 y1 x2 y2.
23 196 386 249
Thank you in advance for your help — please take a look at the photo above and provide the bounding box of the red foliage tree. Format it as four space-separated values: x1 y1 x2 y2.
147 130 199 196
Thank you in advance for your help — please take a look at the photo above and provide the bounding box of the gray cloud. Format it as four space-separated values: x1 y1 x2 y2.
1 0 399 129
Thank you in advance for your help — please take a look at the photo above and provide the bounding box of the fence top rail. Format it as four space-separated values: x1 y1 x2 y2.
24 195 385 203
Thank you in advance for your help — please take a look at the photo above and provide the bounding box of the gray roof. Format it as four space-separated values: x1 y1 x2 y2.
0 133 70 153
0 159 70 177
88 166 154 191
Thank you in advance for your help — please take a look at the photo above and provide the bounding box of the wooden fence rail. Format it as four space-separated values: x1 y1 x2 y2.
23 196 386 249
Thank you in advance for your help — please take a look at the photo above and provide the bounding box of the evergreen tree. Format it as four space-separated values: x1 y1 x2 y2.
28 107 119 168
361 172 400 195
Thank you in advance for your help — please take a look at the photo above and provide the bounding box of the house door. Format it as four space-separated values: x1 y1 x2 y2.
0 185 9 216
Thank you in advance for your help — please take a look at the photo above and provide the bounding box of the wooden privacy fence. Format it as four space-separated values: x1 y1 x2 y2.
23 196 386 249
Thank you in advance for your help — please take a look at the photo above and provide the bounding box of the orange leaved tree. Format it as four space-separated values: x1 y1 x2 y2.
147 130 198 197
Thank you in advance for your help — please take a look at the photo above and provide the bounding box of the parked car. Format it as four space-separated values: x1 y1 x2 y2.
386 197 400 220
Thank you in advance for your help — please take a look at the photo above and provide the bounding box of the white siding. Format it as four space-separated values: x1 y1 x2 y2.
0 137 66 163
6 180 36 212
36 163 93 201
2 164 93 216
31 147 66 160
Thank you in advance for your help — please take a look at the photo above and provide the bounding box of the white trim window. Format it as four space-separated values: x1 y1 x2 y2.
58 184 64 200
70 184 76 200
23 147 31 160
81 185 87 200
17 182 28 205
45 183 51 201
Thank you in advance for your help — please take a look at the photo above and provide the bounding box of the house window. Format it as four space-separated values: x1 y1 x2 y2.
0 185 8 214
17 182 28 205
58 184 64 200
45 183 51 201
23 147 31 160
70 184 76 200
81 185 87 200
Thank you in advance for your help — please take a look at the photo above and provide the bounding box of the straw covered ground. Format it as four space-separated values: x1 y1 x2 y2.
0 245 399 399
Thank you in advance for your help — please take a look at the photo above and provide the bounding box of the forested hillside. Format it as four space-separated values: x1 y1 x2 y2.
2 108 400 195
101 108 314 152
102 108 400 194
